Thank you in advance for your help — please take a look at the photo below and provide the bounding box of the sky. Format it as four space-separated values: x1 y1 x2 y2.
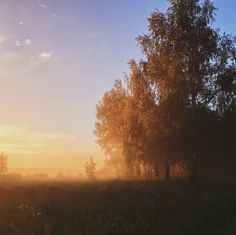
0 0 235 172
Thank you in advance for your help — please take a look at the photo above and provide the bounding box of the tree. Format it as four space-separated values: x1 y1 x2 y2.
95 62 157 178
137 0 236 183
0 152 8 175
95 79 129 176
95 0 236 182
84 157 97 180
122 60 152 177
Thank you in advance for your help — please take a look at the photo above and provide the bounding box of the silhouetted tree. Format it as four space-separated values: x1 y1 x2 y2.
95 80 128 175
137 0 236 183
84 157 97 180
95 0 236 183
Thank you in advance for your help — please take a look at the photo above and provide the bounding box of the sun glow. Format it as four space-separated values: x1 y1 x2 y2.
0 124 102 171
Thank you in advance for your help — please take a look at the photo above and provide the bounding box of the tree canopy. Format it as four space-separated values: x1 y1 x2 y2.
95 0 236 183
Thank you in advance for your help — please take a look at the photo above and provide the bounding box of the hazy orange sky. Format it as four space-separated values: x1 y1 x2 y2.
0 0 235 172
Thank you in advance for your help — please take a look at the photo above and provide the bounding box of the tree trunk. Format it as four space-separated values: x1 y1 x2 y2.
190 95 198 185
144 164 147 178
165 155 170 181
136 161 141 178
154 163 159 178
190 152 198 184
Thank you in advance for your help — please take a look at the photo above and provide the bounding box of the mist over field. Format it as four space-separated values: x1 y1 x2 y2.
0 0 235 234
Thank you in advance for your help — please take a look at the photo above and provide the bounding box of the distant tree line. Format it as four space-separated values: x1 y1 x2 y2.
95 0 236 183
0 152 8 175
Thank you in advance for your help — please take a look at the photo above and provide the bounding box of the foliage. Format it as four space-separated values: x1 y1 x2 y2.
95 0 236 182
84 157 97 180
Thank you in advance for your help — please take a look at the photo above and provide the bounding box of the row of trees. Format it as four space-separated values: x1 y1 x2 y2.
95 0 236 183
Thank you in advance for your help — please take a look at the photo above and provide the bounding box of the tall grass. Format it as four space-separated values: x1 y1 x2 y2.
0 179 235 234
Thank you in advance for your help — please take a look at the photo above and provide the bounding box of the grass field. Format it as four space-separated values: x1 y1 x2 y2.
0 179 235 235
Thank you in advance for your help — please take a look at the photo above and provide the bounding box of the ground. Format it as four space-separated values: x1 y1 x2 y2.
0 178 235 235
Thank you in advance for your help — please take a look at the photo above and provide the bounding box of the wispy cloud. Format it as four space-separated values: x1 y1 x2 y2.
0 46 40 80
40 3 48 9
36 0 49 9
24 38 32 46
15 40 21 47
15 38 32 47
0 124 78 156
38 51 54 60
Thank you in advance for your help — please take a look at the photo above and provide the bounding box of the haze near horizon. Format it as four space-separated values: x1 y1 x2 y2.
0 0 235 173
